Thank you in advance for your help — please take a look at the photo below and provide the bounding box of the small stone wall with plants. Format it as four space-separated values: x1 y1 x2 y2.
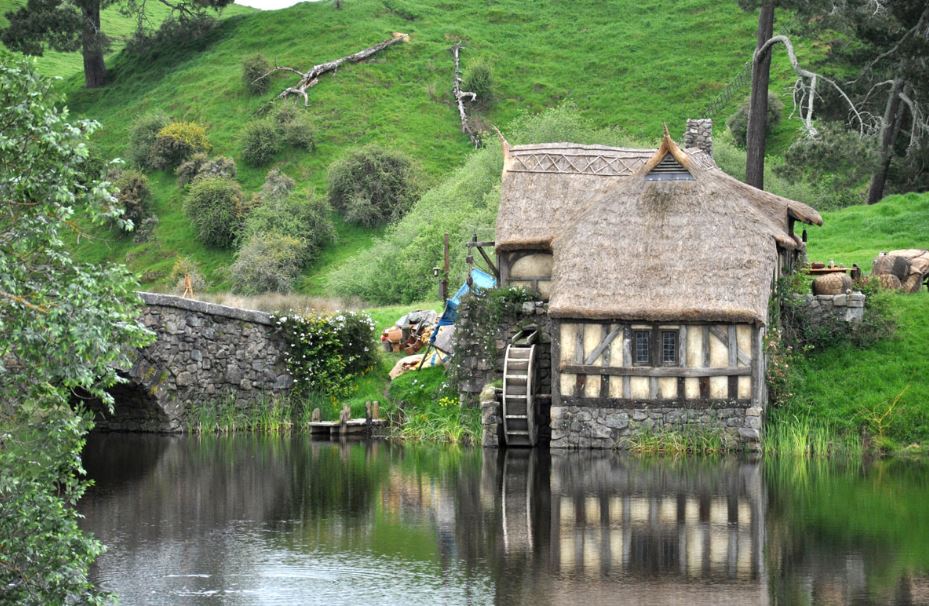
451 287 552 408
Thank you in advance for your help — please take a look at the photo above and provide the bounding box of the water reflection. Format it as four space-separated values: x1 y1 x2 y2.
80 435 929 605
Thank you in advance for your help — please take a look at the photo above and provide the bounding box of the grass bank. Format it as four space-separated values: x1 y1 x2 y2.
768 192 929 454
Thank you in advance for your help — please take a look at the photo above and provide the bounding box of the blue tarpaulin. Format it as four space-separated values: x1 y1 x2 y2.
429 268 496 346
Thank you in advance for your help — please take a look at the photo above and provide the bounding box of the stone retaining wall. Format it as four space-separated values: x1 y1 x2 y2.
804 292 866 324
93 293 292 432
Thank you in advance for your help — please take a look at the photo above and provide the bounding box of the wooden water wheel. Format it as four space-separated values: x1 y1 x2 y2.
502 327 539 447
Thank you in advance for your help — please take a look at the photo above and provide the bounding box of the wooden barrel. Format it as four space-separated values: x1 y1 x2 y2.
812 272 852 295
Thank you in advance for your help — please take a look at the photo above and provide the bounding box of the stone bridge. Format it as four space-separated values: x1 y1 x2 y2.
93 293 293 432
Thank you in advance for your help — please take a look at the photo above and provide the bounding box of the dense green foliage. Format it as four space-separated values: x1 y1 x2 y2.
463 59 495 109
241 118 281 166
127 110 170 170
175 153 236 187
271 311 378 399
0 58 152 604
327 144 420 228
183 176 244 247
230 233 303 295
151 120 211 169
242 53 270 95
237 192 335 266
726 92 782 148
776 122 877 209
388 367 479 444
111 168 152 233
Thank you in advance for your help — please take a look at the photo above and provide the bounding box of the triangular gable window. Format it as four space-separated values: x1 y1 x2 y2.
645 153 694 181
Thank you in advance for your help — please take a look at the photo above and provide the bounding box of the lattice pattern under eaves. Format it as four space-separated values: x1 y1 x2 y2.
508 152 648 176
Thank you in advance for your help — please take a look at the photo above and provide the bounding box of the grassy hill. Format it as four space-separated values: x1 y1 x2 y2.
789 192 929 448
59 0 816 297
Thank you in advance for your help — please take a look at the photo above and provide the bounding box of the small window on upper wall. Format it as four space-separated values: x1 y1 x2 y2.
661 330 679 365
633 330 650 365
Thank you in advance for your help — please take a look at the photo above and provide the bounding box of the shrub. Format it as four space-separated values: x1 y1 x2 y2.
270 311 378 397
128 111 170 170
260 167 296 202
111 169 152 231
726 93 783 149
463 59 495 108
184 177 245 247
242 54 271 95
230 233 303 294
125 14 218 58
169 256 207 295
274 103 317 150
239 191 335 266
327 145 420 227
242 119 281 166
176 153 237 187
775 122 877 209
151 121 211 169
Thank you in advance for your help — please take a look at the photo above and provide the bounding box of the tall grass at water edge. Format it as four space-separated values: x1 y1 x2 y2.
763 411 863 458
185 394 314 434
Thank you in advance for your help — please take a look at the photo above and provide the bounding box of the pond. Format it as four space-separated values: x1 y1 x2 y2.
80 435 929 605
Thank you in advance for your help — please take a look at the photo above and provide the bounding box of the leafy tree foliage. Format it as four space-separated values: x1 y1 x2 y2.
0 58 153 603
1 0 234 88
183 176 245 247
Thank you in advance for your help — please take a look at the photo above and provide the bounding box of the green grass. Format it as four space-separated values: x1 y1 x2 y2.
57 0 818 295
776 192 929 450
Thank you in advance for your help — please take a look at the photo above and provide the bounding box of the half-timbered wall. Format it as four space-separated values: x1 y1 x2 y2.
553 320 759 406
500 251 553 300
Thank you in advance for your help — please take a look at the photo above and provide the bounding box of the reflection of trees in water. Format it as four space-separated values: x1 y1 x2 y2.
765 458 929 605
80 436 929 605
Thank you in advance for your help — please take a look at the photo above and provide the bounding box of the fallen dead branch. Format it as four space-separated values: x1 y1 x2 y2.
257 33 410 106
452 42 481 148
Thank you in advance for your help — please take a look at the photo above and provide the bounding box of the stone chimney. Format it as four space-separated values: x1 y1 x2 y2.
684 119 713 156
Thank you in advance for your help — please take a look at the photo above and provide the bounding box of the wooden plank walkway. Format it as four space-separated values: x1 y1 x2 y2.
308 418 386 437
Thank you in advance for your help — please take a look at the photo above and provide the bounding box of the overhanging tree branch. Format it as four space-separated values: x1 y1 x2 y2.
756 34 866 136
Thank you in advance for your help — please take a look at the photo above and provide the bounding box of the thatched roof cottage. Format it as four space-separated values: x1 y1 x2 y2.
490 120 821 449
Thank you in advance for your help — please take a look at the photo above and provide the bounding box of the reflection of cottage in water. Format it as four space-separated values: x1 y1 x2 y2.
483 450 768 605
474 120 822 449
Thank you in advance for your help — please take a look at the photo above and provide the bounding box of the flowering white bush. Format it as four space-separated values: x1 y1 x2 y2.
271 311 378 397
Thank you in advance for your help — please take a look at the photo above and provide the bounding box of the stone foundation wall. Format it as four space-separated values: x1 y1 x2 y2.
93 293 292 431
549 404 762 450
804 292 866 324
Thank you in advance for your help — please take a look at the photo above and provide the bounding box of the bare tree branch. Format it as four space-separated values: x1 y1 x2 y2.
261 33 409 106
451 42 482 148
757 34 866 136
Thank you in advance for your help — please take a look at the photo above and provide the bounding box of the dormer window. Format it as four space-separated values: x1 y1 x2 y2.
645 153 693 181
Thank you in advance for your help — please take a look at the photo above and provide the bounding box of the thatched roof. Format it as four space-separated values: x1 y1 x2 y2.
495 143 653 251
497 132 823 325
